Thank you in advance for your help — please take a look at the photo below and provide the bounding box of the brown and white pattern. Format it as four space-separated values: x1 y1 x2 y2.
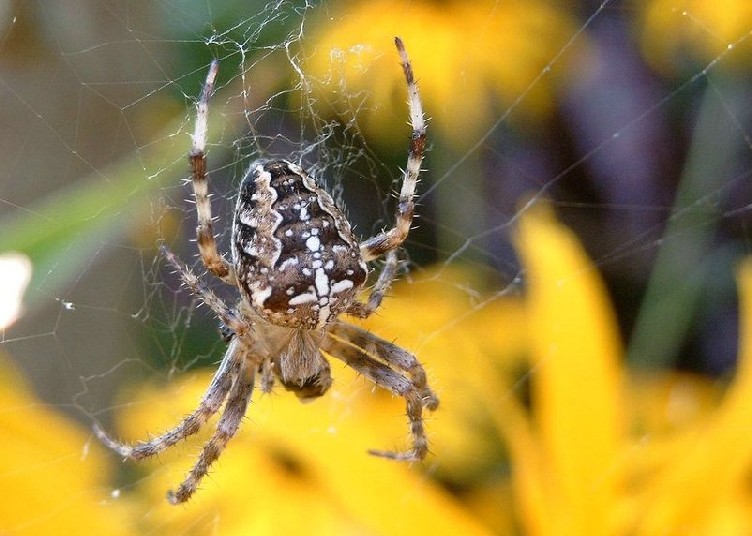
232 161 367 330
94 37 437 505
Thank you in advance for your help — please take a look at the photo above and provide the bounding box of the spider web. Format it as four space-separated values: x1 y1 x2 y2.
1 0 751 529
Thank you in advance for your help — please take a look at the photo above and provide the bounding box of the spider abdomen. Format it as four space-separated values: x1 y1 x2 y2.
232 160 367 329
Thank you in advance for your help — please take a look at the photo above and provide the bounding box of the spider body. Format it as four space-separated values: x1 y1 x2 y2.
233 160 367 331
95 37 437 505
233 160 368 398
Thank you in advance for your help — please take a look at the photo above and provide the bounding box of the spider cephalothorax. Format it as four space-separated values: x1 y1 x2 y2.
94 37 438 505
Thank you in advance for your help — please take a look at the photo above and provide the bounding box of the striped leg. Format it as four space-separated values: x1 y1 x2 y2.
346 250 399 318
322 326 435 461
162 246 249 339
93 339 242 460
189 59 236 284
359 37 426 262
168 356 256 504
328 320 438 409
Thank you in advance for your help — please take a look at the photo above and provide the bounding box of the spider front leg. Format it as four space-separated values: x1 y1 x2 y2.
359 37 426 263
190 59 236 285
93 245 252 460
328 320 438 410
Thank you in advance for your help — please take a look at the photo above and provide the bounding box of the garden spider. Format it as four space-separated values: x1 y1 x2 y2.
94 37 437 504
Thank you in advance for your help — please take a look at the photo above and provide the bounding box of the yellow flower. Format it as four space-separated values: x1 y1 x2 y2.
98 204 752 534
638 0 752 73
0 355 135 536
304 0 578 147
504 204 752 534
511 204 623 535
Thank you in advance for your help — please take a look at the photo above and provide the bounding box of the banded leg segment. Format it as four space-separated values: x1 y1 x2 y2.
93 341 241 460
360 38 426 262
162 246 249 339
346 250 399 318
328 320 438 410
168 357 256 504
190 59 236 284
322 327 434 460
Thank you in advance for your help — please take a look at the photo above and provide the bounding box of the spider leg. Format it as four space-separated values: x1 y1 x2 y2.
322 329 434 461
328 320 438 409
359 37 425 262
168 353 256 504
190 59 236 284
162 246 250 339
93 337 242 460
346 249 399 319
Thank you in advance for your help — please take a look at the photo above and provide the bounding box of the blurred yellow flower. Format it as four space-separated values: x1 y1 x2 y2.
502 205 752 535
512 204 623 535
305 0 578 147
68 204 752 534
0 355 135 536
638 0 752 73
319 204 752 534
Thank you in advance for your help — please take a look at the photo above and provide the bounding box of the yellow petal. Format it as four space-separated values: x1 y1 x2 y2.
0 354 135 535
635 257 752 534
515 204 623 536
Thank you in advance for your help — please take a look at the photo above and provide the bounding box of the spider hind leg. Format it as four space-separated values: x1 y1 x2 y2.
168 357 256 504
322 325 437 460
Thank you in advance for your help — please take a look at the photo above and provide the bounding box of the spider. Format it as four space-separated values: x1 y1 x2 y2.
94 37 437 505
